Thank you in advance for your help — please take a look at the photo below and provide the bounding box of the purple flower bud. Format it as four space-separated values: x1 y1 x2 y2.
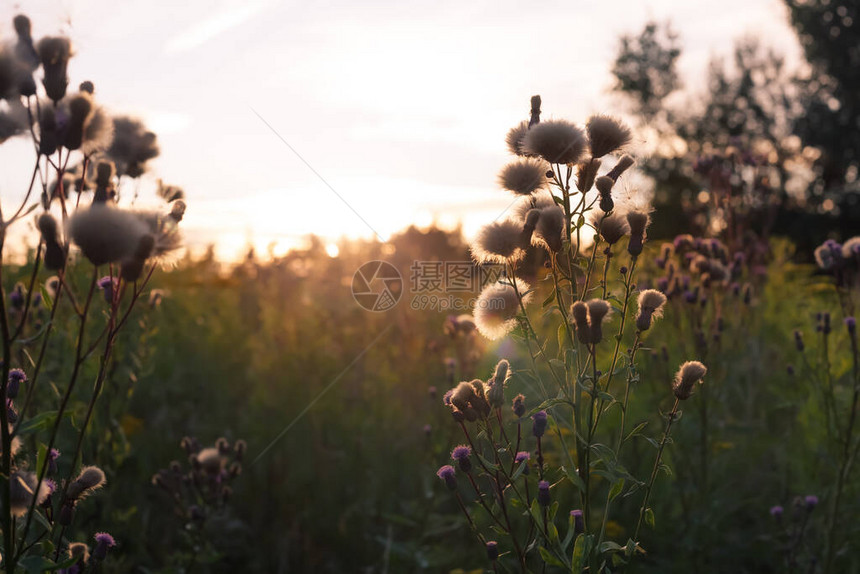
436 465 457 491
422 424 431 436
770 505 783 519
532 410 548 438
846 317 856 337
92 532 116 561
571 509 584 534
537 480 551 507
794 331 804 352
515 451 531 474
486 541 499 561
787 365 795 376
97 276 117 304
7 368 26 399
512 394 526 418
428 386 437 399
805 495 818 510
451 445 472 472
48 448 60 475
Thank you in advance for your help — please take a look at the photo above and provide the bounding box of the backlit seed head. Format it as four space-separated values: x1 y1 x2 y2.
673 361 707 400
522 120 586 165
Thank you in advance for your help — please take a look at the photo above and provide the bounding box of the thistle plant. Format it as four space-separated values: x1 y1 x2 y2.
151 436 246 569
434 97 709 571
0 14 185 571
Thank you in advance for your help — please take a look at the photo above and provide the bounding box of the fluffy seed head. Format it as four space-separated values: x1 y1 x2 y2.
473 279 531 340
10 471 50 516
673 361 707 400
522 120 586 164
596 212 629 245
506 121 532 156
586 299 613 343
842 237 860 260
636 289 668 331
69 206 149 266
571 301 590 344
68 542 90 564
471 220 526 264
498 158 548 195
586 115 632 158
606 154 635 181
532 206 566 253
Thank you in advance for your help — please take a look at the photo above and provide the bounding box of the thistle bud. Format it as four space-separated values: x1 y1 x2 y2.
532 410 548 438
606 154 634 181
537 480 551 506
37 37 72 103
486 541 499 561
451 445 472 473
512 394 526 418
571 509 585 534
436 465 457 491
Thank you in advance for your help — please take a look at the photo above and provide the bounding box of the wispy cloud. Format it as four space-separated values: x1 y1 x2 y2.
163 0 272 54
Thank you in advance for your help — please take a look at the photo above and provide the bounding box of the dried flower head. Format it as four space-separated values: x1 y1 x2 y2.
673 361 707 400
626 211 650 256
842 236 860 260
471 220 527 265
595 212 630 245
586 115 632 158
498 158 548 195
9 471 50 516
586 299 613 343
506 121 532 156
522 120 586 164
69 206 149 266
473 279 531 340
68 541 90 565
107 116 160 178
66 465 106 501
606 154 635 181
570 301 590 344
532 205 566 253
636 289 668 331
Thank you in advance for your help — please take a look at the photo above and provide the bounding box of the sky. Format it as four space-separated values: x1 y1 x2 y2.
0 0 803 260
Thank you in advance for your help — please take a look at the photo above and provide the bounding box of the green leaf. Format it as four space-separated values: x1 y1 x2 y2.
623 421 649 443
644 507 655 529
540 546 566 567
16 410 72 436
571 534 594 573
561 465 586 493
608 478 625 501
599 541 624 553
40 285 53 312
511 460 528 481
